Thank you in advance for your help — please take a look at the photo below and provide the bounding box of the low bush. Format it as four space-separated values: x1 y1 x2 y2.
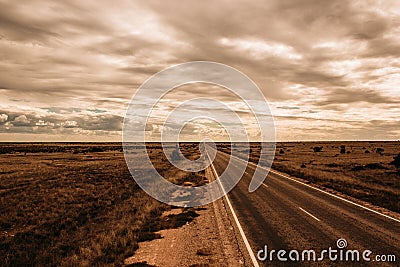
365 163 385 170
391 153 400 169
313 146 323 152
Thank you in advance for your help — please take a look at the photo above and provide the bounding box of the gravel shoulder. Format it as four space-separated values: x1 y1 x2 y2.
124 167 245 267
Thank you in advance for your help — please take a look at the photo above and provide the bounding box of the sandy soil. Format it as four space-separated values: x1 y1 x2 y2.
124 167 245 267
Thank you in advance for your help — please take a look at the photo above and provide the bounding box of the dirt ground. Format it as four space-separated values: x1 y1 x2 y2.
0 143 206 266
124 165 245 267
1 142 399 266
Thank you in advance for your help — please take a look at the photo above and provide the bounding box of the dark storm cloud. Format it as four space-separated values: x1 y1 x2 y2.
76 114 123 131
139 0 399 99
0 109 123 134
317 89 400 106
277 106 300 110
0 2 57 43
0 0 399 140
274 116 400 141
0 1 112 43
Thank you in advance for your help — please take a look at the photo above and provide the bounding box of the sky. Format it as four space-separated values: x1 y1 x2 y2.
0 0 399 142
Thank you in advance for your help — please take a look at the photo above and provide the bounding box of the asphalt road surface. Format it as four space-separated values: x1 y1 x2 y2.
210 150 399 266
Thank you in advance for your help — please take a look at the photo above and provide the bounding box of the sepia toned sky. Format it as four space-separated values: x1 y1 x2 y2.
0 0 399 141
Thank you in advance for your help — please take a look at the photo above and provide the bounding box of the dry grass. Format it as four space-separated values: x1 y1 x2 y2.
2 141 398 266
0 143 204 266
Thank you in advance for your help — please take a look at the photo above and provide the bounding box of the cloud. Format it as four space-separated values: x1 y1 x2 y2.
219 38 303 60
0 0 399 141
316 88 400 106
77 114 123 131
61 120 78 128
13 114 30 125
0 109 123 139
0 113 7 123
277 106 300 110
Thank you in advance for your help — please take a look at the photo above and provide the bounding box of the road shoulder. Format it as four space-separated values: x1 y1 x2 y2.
124 168 245 267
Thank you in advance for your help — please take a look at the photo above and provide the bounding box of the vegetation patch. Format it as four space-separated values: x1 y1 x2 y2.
0 143 204 266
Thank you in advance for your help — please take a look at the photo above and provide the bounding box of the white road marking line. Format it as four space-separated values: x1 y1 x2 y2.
268 169 400 224
208 157 260 267
299 207 321 222
223 151 400 224
262 183 269 188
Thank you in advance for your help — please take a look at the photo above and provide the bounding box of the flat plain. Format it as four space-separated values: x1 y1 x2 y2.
0 143 204 266
0 141 399 266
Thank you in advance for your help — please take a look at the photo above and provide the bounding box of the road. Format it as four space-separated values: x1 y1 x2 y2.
209 149 399 266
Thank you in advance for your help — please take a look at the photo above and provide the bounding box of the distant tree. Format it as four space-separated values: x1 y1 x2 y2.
340 145 346 154
171 149 180 161
89 147 104 153
313 146 323 152
365 163 385 170
376 148 384 155
391 153 400 170
351 165 365 171
279 149 285 154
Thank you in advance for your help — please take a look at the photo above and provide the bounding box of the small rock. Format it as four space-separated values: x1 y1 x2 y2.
196 248 213 256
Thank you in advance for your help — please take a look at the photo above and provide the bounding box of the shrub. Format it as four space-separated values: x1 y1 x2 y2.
376 148 384 155
340 145 346 154
279 149 285 154
327 163 339 167
351 165 365 171
89 147 104 153
365 150 370 153
313 146 323 152
171 150 180 161
391 153 400 169
365 163 385 170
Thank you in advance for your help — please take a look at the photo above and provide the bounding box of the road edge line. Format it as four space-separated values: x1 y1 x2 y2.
299 207 321 222
209 160 260 267
227 153 400 224
268 168 400 224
